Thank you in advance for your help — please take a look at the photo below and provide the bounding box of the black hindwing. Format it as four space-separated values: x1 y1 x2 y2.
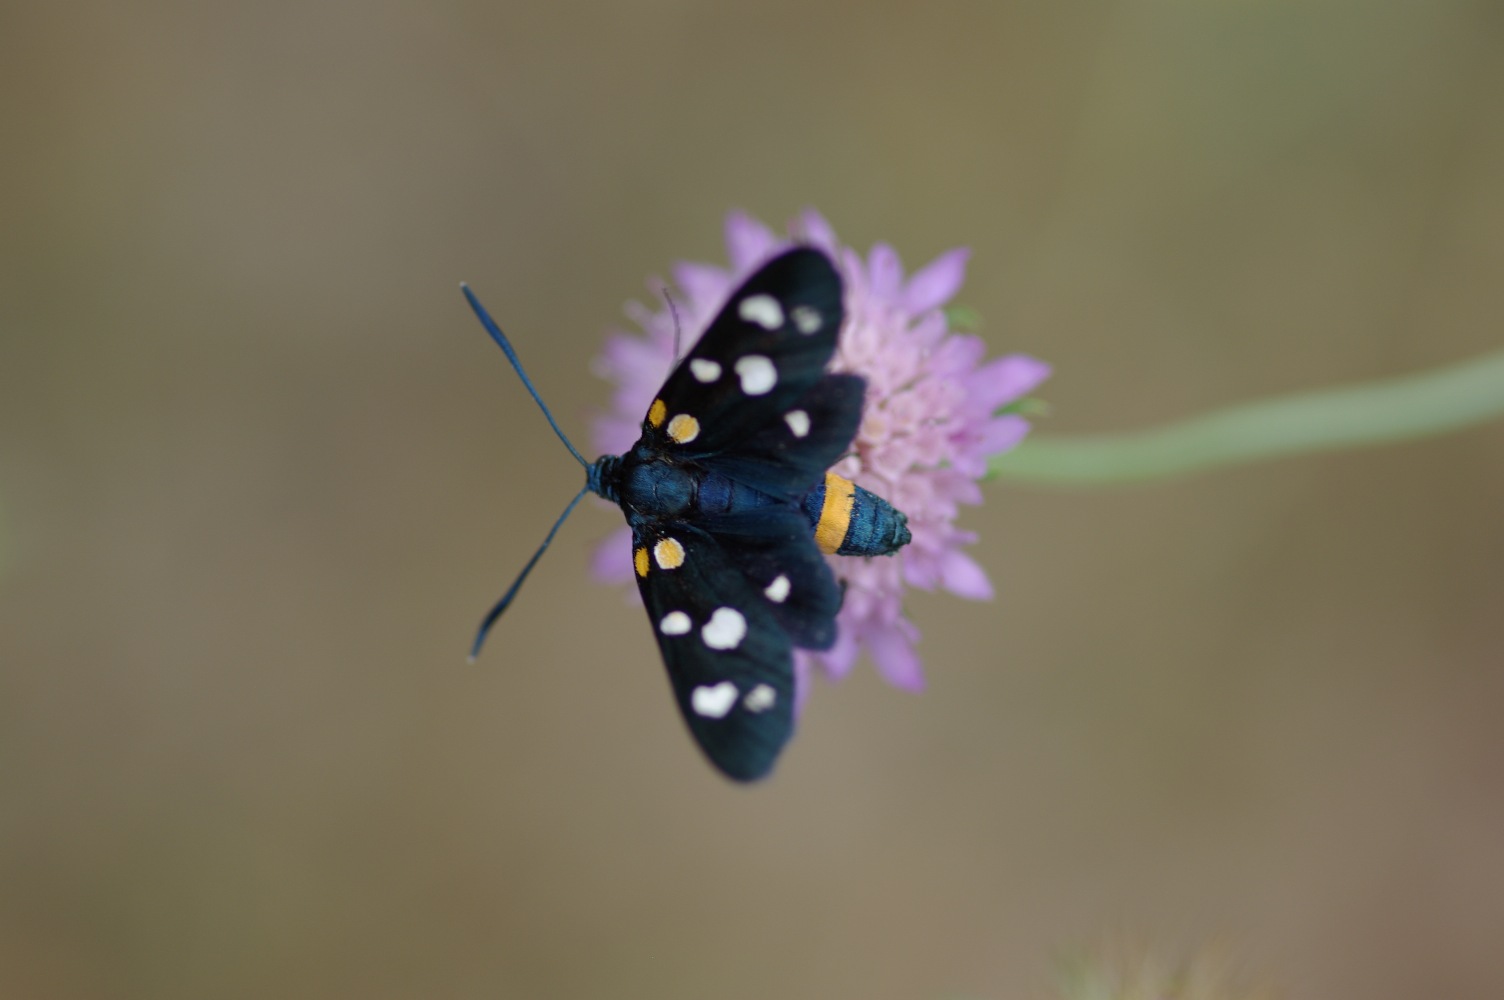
689 505 843 652
631 522 796 782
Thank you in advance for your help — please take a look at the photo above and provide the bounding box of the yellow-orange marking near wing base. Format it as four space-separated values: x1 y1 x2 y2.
653 537 686 570
647 399 667 428
634 546 650 578
814 472 856 555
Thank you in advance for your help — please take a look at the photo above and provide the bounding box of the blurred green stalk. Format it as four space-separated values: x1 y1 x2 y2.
992 348 1504 485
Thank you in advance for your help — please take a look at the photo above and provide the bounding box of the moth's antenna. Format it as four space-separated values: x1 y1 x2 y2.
663 287 684 368
470 486 590 661
461 283 589 470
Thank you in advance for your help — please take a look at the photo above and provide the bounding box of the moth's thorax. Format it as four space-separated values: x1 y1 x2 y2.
615 448 697 518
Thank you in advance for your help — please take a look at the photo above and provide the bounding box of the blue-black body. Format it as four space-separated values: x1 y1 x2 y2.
467 248 911 782
592 453 909 560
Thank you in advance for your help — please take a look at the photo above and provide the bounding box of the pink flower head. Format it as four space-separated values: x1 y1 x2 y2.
590 210 1050 699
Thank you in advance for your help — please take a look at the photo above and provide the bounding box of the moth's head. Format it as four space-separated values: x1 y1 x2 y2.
586 453 622 503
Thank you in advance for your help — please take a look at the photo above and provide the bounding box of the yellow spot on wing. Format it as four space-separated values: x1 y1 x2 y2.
647 398 667 428
814 472 855 555
653 537 686 570
667 413 700 444
634 546 650 578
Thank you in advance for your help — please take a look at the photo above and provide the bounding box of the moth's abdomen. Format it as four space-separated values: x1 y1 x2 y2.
694 472 785 518
802 471 911 557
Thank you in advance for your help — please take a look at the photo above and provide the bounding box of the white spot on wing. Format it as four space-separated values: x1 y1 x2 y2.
691 681 738 718
659 611 691 635
735 355 777 395
689 359 721 383
763 575 790 603
791 305 821 335
701 607 747 650
744 684 776 713
738 294 784 330
784 410 810 438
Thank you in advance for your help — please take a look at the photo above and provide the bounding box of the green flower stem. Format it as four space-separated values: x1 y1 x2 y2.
991 348 1504 485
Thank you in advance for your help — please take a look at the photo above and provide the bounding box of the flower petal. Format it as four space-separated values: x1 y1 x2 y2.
867 243 904 301
592 412 640 457
939 549 993 600
817 625 860 680
671 262 732 315
977 414 1032 456
792 653 814 716
902 547 941 590
929 333 987 378
724 210 779 272
902 247 970 314
590 524 636 585
868 621 925 691
795 210 837 253
967 354 1053 411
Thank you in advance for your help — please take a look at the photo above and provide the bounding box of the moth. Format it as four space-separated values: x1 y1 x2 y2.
464 247 911 781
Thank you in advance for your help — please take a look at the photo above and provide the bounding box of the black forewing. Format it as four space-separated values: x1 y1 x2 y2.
642 247 844 457
704 373 866 500
632 521 797 782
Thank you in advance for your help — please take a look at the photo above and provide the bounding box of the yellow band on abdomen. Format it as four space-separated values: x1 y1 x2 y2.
814 472 855 555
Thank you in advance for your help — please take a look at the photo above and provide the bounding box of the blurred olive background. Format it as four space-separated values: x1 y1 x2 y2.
2 2 1502 998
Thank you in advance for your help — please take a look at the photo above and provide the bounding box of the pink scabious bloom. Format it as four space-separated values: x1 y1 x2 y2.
590 210 1050 698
